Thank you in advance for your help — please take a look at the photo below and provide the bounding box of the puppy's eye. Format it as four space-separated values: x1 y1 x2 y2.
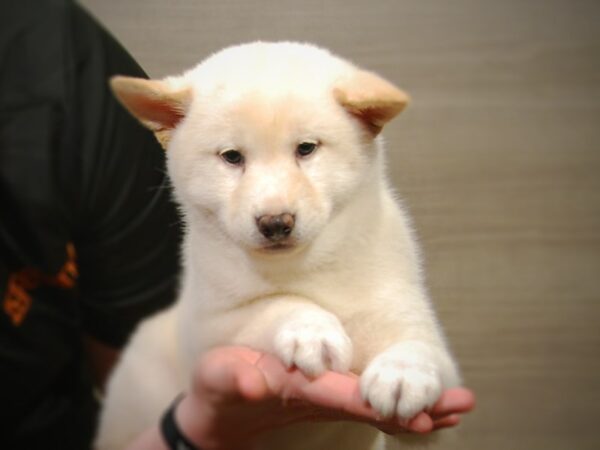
220 149 244 166
296 141 318 158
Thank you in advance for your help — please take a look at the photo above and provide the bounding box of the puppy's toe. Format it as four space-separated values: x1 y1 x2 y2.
360 342 443 420
274 312 352 376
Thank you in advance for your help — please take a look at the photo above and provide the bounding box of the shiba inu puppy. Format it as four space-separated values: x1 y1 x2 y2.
96 42 461 449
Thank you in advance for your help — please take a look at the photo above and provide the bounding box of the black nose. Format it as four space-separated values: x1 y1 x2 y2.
256 213 295 241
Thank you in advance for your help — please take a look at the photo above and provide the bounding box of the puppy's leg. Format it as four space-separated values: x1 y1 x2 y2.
352 285 460 424
207 296 354 377
357 302 460 449
361 340 457 420
272 302 354 376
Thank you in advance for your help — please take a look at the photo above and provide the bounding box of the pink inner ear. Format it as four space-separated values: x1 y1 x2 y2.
347 111 382 135
131 96 185 129
354 107 391 133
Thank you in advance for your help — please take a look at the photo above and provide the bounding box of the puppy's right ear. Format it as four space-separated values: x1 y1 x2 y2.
110 76 192 149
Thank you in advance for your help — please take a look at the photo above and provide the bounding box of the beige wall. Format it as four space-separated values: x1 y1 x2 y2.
80 1 600 448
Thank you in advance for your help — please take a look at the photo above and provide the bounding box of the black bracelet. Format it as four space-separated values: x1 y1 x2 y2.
160 393 202 450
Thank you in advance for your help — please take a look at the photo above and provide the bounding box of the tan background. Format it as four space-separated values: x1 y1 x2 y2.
79 0 600 448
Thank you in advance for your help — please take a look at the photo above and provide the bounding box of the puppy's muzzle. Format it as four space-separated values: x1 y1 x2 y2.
256 213 295 241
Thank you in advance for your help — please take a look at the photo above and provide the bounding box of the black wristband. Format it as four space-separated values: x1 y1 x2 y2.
160 394 201 450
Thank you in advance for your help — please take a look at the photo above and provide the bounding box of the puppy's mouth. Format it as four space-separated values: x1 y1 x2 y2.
255 239 299 254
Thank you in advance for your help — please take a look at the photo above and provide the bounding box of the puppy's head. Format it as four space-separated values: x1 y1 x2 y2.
111 42 408 255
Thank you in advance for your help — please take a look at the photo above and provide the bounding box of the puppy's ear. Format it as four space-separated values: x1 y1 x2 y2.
110 76 192 149
333 70 409 136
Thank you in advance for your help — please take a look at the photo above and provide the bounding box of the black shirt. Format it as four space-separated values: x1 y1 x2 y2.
0 1 182 448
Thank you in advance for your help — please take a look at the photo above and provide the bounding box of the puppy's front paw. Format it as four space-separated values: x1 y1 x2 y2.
274 311 352 377
360 341 443 420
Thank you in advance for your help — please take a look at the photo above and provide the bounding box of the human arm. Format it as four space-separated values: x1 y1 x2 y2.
127 346 475 450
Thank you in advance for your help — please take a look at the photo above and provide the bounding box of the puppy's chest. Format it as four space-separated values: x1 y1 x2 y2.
237 265 376 314
189 262 376 316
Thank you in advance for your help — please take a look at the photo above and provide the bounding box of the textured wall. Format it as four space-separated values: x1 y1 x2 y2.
80 1 600 448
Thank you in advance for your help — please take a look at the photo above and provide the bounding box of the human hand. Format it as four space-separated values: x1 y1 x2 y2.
174 346 475 450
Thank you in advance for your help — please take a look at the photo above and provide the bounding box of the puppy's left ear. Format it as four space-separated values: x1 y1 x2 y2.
333 70 409 136
110 76 192 149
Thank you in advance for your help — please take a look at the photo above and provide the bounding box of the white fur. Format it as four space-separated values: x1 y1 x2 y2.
96 42 460 450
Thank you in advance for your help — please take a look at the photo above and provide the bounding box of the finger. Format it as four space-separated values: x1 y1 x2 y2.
250 358 381 424
253 350 313 396
298 373 470 435
432 414 461 430
294 371 432 434
429 388 475 419
237 362 270 402
406 412 433 434
297 370 374 417
195 347 269 403
372 411 433 435
208 345 265 365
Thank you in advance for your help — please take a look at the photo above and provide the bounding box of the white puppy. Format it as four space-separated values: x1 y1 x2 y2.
95 42 461 450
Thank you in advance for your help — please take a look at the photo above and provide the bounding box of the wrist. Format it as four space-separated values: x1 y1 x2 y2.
175 393 211 446
171 392 257 450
